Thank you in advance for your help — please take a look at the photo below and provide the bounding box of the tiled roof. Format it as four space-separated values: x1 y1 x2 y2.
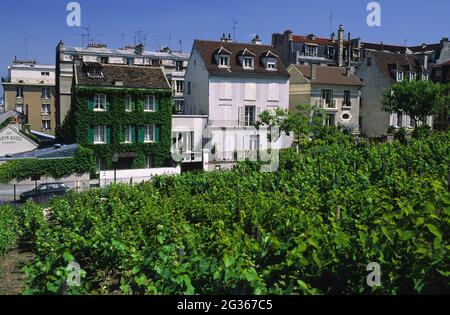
291 65 364 86
370 51 421 82
75 63 171 90
193 40 289 77
408 43 441 53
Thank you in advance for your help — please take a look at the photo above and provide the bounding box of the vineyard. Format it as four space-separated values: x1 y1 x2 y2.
1 131 449 295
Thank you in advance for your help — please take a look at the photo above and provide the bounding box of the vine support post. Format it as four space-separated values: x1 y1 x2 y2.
13 184 16 203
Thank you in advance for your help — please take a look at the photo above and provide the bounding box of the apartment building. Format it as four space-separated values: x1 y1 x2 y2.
184 36 291 170
356 50 432 137
1 59 56 135
288 64 363 134
68 61 173 171
55 42 189 129
272 25 362 68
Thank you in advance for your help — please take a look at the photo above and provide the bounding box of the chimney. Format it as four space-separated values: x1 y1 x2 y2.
251 34 262 45
338 24 345 67
220 33 228 42
380 42 384 51
347 32 352 67
331 32 336 43
310 63 317 80
284 29 294 41
135 43 145 55
423 53 429 70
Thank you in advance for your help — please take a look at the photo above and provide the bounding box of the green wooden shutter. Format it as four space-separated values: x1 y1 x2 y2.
131 97 136 111
106 126 112 144
138 126 145 143
155 97 160 111
87 126 94 145
88 99 95 111
105 96 110 112
131 126 136 143
155 126 161 142
120 126 125 143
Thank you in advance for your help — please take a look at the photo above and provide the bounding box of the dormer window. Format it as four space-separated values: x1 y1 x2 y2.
304 44 318 57
262 51 278 71
396 71 404 82
436 69 442 79
422 73 429 81
267 59 277 70
219 55 230 67
243 57 254 69
409 72 416 81
88 67 103 77
215 47 232 68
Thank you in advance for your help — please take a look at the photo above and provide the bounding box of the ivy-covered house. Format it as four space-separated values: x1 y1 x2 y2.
66 61 173 170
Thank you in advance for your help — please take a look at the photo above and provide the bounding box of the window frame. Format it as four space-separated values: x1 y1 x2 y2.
124 125 133 144
41 104 51 115
94 125 107 144
244 105 256 127
144 95 156 112
42 119 51 131
343 90 351 107
42 87 50 99
144 125 156 143
243 57 254 69
94 94 107 112
125 95 133 112
219 55 230 68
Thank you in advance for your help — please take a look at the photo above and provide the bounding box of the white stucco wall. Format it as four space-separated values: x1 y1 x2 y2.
184 47 210 115
0 125 38 156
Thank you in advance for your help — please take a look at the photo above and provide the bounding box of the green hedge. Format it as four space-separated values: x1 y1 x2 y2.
0 146 95 184
60 86 173 170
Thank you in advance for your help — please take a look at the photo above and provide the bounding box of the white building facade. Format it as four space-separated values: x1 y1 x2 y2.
183 39 291 171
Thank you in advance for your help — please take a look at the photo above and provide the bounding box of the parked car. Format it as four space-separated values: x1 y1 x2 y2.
20 183 70 203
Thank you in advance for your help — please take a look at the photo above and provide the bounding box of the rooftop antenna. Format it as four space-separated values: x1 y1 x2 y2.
142 33 147 46
97 33 104 44
404 38 410 47
179 40 182 52
120 33 125 49
329 12 333 36
24 35 29 60
154 39 159 51
232 19 238 42
77 27 90 48
168 34 172 49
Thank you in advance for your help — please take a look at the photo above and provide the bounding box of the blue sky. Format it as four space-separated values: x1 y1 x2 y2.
1 0 449 94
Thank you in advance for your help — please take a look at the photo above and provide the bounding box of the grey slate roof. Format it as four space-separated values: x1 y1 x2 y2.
75 63 171 90
62 46 190 61
0 144 78 161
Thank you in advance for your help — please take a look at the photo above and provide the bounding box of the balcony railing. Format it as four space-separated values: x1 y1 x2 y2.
42 97 51 104
316 99 337 110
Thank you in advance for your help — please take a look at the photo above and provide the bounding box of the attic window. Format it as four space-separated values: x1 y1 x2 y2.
266 59 277 70
114 80 124 86
219 55 230 68
396 71 404 82
88 67 103 77
409 72 416 81
243 57 254 69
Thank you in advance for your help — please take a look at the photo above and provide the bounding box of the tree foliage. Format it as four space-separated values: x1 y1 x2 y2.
381 80 445 127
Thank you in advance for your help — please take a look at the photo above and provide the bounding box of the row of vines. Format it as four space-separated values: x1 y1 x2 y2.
4 131 450 294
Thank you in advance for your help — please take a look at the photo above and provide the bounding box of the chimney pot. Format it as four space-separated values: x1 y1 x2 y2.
310 63 317 80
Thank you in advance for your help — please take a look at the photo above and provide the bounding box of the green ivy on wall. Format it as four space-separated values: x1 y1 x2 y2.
61 86 173 170
0 146 95 184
